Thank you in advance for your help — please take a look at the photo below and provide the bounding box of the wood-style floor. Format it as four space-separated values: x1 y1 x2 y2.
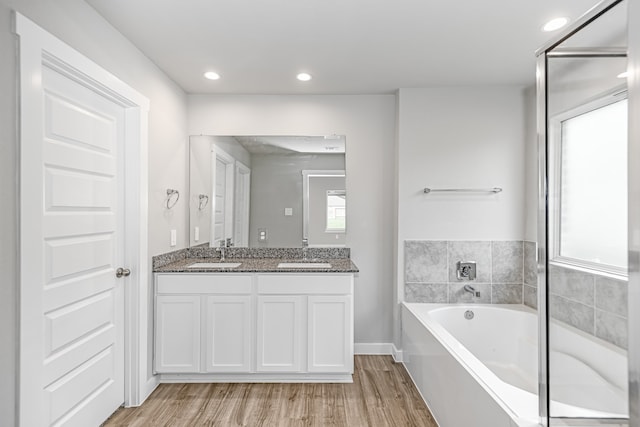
104 355 437 427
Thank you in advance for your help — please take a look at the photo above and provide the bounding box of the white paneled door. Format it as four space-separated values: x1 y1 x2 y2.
211 147 235 246
40 62 125 426
17 14 149 427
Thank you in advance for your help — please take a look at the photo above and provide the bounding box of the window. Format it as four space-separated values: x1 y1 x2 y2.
326 190 346 232
550 95 627 274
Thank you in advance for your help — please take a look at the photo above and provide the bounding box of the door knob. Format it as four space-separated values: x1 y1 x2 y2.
116 267 131 278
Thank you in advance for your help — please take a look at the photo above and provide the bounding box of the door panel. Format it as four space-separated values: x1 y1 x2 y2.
44 234 113 282
307 295 353 373
256 295 303 372
45 347 115 423
211 148 235 246
155 296 201 372
214 157 227 243
204 295 252 372
234 162 251 247
39 64 125 426
44 290 114 355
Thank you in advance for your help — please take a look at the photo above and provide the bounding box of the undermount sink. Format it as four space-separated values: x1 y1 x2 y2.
277 262 332 269
187 262 242 269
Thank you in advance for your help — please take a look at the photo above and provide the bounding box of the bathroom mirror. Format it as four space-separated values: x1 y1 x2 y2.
189 135 346 248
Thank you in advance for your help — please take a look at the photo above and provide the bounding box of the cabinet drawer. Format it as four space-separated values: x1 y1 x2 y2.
257 274 353 294
156 274 252 294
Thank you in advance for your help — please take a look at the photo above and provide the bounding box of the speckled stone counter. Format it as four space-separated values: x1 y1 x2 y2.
154 257 358 273
152 246 358 273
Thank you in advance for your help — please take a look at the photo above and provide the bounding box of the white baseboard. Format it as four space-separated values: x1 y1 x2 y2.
158 373 353 383
354 342 393 355
391 344 403 363
354 343 403 363
138 376 158 407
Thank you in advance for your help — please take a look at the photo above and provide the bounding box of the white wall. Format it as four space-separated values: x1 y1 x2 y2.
188 94 397 344
0 4 17 426
0 1 189 423
189 136 213 246
524 85 538 242
395 86 527 343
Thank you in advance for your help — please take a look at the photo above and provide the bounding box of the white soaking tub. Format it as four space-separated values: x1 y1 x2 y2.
401 303 628 427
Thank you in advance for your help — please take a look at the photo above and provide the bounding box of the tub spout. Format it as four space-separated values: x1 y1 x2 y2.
464 284 480 298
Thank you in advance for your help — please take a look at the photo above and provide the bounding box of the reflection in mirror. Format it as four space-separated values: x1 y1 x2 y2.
303 170 346 247
189 135 346 248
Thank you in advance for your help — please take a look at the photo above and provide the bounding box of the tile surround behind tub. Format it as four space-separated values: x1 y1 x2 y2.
549 294 594 335
491 283 523 304
402 238 629 349
523 241 537 287
447 241 491 283
405 240 448 283
595 310 627 349
491 241 523 283
449 283 491 304
405 283 448 303
548 265 595 306
404 240 523 305
595 276 628 317
523 284 537 309
547 263 628 349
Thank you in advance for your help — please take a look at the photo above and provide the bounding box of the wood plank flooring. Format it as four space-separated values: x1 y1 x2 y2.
104 355 437 426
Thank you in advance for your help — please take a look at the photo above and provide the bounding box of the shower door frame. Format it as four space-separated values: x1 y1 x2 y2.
536 0 634 425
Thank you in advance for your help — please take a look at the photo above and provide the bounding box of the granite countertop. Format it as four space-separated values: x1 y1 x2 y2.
154 257 359 273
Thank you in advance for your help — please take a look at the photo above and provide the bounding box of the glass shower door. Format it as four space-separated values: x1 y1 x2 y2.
540 0 629 424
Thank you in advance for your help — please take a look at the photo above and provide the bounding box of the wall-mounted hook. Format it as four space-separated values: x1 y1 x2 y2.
198 194 209 211
166 189 180 209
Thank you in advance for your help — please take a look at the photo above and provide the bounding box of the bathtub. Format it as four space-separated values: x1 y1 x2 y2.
401 303 628 427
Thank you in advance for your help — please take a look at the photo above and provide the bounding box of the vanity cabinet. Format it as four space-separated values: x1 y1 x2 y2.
307 295 352 373
256 274 353 375
155 274 253 374
256 295 304 372
155 295 201 372
154 272 354 381
203 295 252 372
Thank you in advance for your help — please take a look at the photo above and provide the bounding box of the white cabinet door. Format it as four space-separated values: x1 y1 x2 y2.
256 295 304 372
204 295 252 372
307 295 353 373
155 295 201 373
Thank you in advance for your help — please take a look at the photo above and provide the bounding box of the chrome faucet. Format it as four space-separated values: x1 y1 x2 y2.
217 240 226 261
302 238 309 261
464 284 481 298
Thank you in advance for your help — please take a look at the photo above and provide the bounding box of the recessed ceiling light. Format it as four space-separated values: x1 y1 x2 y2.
542 17 569 32
204 71 220 80
617 71 629 79
297 73 312 82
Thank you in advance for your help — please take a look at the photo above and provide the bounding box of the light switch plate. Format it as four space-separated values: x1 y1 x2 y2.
284 208 293 216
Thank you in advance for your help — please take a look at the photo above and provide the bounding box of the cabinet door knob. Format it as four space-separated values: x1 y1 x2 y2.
116 267 131 278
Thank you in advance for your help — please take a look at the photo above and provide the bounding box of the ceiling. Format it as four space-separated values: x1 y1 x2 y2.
235 135 346 154
86 0 599 95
